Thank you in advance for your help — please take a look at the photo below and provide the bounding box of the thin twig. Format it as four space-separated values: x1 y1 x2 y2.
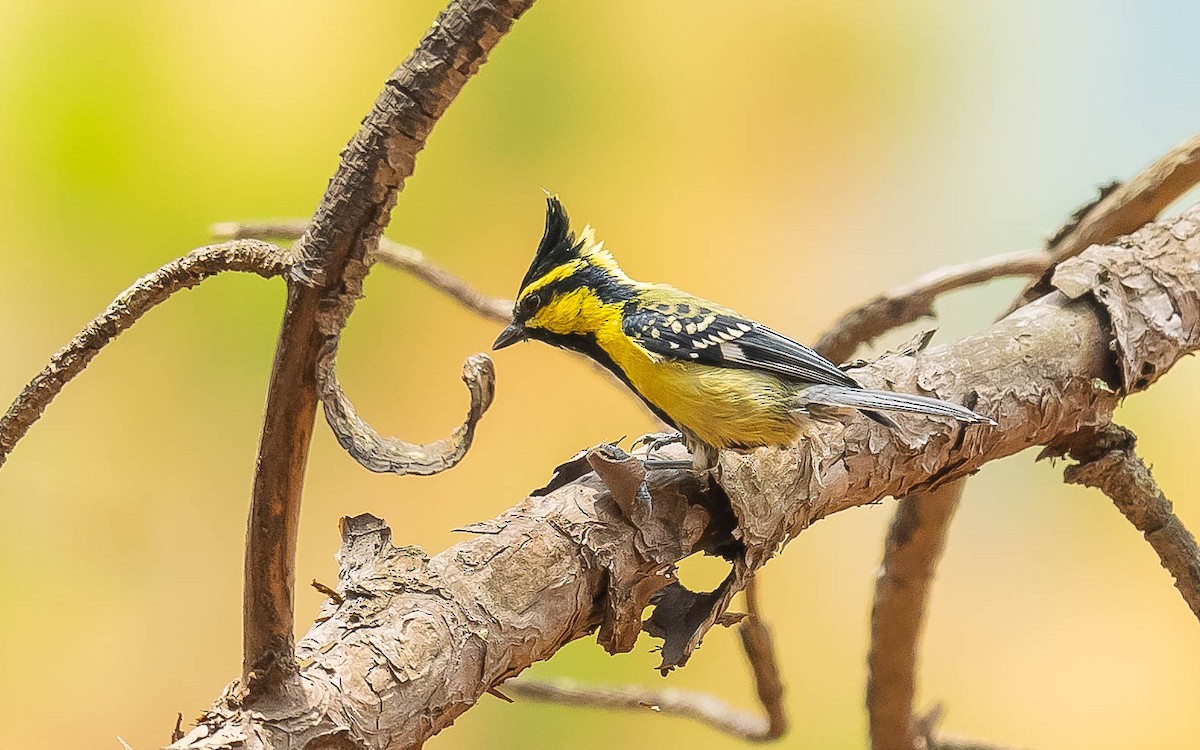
212 221 513 323
815 249 1050 363
1062 425 1200 621
506 577 786 742
238 0 535 687
506 679 772 740
376 241 512 322
0 240 288 469
932 734 1030 750
866 481 965 750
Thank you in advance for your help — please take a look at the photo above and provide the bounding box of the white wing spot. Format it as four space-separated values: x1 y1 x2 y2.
650 328 661 338
737 323 752 332
685 323 697 334
720 342 744 360
669 341 679 349
671 320 683 333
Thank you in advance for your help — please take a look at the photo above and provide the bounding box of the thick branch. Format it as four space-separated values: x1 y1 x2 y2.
0 240 288 469
173 205 1200 750
1061 425 1200 621
240 0 535 685
815 249 1049 364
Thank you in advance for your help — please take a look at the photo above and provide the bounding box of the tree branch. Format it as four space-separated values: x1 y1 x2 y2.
172 203 1200 750
861 129 1200 750
0 239 288 469
1059 424 1200 621
815 249 1050 364
866 482 964 750
239 0 536 686
317 345 496 475
1008 131 1200 312
212 221 513 323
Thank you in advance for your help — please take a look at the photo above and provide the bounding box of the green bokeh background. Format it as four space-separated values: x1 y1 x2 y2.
2 2 1199 748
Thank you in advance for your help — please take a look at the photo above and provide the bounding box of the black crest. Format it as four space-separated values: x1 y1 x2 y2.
520 196 582 290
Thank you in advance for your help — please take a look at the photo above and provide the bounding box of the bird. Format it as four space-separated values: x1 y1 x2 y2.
492 196 995 465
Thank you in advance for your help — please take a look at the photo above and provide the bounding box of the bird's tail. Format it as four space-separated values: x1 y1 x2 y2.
796 385 996 427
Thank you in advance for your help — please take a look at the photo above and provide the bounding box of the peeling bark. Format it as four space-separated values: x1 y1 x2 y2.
173 206 1200 750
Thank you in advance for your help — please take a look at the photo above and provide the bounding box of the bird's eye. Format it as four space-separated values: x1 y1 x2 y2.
520 291 542 314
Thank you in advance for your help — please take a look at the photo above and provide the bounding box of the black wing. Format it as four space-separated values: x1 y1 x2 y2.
622 301 858 388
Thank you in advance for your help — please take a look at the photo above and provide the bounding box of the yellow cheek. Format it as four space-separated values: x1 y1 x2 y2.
529 289 610 336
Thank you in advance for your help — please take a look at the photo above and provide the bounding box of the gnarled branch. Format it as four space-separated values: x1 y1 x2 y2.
316 341 496 475
1059 424 1200 621
172 203 1200 750
240 0 535 685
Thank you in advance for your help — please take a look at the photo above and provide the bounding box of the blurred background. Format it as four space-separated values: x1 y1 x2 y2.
2 1 1199 748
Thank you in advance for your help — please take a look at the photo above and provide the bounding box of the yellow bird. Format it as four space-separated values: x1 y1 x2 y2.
493 197 994 458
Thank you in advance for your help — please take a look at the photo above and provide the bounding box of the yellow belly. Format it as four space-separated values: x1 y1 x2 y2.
597 327 800 449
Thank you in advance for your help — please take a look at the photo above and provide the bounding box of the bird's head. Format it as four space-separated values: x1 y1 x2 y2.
493 196 635 350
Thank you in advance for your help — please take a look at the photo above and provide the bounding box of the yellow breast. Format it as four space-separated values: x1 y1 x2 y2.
595 325 799 449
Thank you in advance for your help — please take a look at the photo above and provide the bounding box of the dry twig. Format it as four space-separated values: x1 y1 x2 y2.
1008 130 1200 312
815 248 1050 364
0 239 288 469
212 221 513 323
1059 424 1200 621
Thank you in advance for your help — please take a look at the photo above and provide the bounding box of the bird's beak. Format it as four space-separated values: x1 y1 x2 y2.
492 322 527 350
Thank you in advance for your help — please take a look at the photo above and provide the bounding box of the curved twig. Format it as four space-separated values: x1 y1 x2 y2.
316 338 496 475
815 249 1050 364
0 239 289 469
1060 424 1200 621
239 0 535 685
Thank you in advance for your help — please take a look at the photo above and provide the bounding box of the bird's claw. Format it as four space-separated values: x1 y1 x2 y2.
634 431 686 452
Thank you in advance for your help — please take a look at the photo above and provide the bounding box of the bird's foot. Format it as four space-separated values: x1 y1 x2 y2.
633 431 686 453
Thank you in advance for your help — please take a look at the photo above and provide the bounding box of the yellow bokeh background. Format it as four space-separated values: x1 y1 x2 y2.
2 2 1199 748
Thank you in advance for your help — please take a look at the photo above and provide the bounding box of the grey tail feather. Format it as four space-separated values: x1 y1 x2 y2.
797 385 997 426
